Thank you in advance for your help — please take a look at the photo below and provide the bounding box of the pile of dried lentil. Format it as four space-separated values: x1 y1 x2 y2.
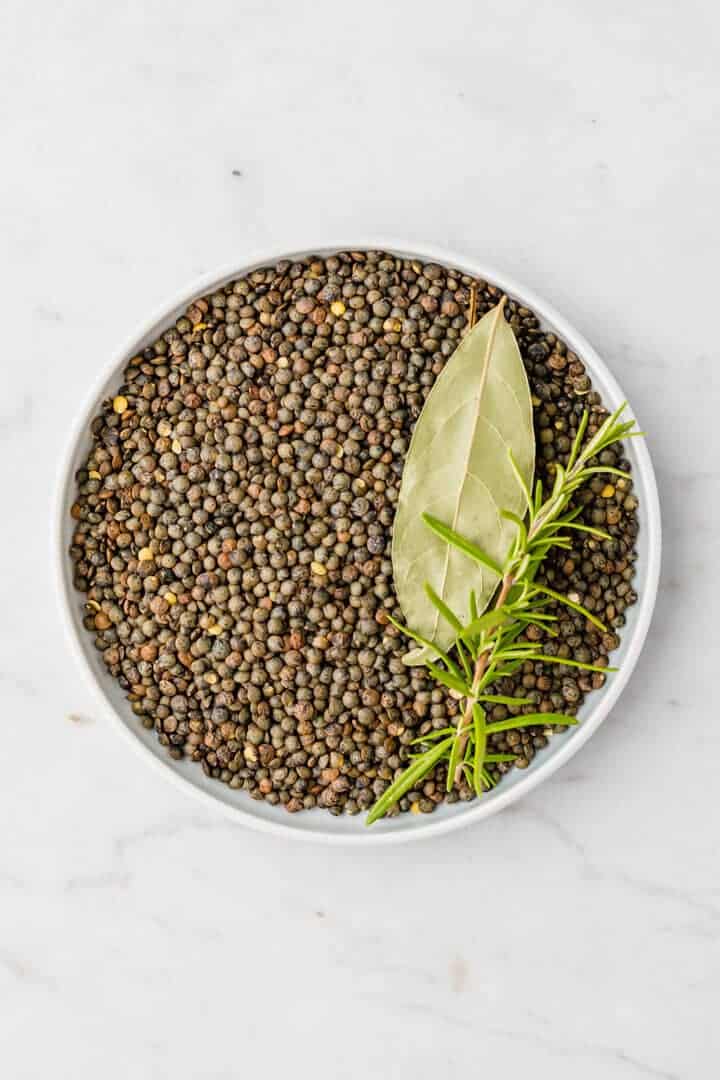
69 251 639 817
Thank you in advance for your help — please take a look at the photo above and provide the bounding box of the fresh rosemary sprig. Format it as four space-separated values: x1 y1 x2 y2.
367 402 642 825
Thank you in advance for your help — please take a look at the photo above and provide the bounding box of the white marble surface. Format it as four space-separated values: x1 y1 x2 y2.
1 1 718 1076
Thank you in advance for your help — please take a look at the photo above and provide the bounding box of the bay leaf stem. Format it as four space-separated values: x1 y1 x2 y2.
467 282 478 332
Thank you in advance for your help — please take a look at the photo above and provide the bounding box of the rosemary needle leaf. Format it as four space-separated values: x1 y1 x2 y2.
447 731 466 793
410 727 455 745
532 654 617 673
485 713 579 735
485 660 525 679
421 513 503 576
457 607 511 641
476 693 535 706
455 637 474 681
494 637 537 657
580 465 632 480
567 409 589 469
530 538 574 556
508 449 533 512
424 582 463 632
529 584 608 631
426 662 470 695
498 621 529 645
461 762 475 787
500 508 528 547
558 505 584 524
543 533 573 546
493 651 540 664
386 614 463 677
472 703 487 797
558 522 613 541
366 736 454 825
513 611 558 624
481 768 496 790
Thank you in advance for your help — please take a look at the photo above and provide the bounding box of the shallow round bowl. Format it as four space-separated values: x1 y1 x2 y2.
54 243 662 844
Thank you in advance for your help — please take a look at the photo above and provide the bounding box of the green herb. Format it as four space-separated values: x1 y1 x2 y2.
367 398 642 825
391 298 534 667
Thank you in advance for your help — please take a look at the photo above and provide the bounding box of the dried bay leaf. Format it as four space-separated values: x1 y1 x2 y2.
392 299 534 664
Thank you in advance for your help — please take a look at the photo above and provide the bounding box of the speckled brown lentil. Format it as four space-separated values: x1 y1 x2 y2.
69 251 639 817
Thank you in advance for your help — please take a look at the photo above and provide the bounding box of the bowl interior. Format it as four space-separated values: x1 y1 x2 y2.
56 246 660 843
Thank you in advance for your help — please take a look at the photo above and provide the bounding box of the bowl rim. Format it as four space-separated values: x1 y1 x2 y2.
53 240 662 845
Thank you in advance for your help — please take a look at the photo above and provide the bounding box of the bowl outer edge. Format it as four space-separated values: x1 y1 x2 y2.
52 240 662 846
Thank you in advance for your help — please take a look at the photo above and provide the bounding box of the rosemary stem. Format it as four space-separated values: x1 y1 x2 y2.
450 412 616 785
453 571 515 784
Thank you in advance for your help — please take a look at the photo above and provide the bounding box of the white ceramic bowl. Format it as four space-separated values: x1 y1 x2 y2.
54 243 661 844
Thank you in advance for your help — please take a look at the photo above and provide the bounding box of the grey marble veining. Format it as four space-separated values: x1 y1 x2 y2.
1 0 719 1076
